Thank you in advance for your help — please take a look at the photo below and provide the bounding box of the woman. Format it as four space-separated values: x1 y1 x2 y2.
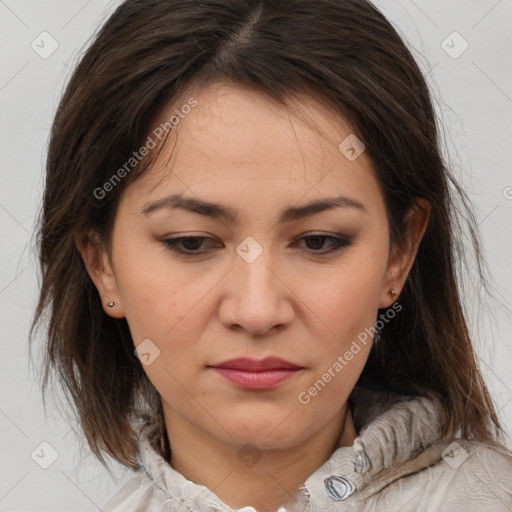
30 0 512 510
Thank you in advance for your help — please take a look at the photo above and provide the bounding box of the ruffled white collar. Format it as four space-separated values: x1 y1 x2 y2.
135 388 444 511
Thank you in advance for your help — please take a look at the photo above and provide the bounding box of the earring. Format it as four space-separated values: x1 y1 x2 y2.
107 302 115 308
390 289 397 296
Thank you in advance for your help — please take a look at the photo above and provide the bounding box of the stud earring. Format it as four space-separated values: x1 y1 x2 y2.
390 289 397 296
107 302 115 308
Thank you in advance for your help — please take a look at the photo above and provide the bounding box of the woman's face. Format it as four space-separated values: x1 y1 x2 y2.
83 82 426 450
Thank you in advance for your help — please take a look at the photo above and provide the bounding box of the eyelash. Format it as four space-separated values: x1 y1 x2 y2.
161 233 353 257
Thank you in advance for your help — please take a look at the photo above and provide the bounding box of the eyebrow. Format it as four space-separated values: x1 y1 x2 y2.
141 193 367 223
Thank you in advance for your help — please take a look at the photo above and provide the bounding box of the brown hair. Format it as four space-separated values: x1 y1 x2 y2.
30 0 507 471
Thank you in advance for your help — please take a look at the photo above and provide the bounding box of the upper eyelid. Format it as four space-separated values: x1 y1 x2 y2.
162 232 350 241
161 233 353 252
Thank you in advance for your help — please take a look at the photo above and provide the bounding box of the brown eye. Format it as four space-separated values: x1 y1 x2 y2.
162 236 217 255
161 233 353 257
297 234 353 254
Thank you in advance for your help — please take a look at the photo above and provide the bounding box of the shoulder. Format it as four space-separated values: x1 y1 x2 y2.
359 439 512 512
432 439 512 511
100 472 166 512
392 439 512 512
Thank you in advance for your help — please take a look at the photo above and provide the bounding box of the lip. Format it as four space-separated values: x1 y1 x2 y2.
210 357 302 371
208 357 304 390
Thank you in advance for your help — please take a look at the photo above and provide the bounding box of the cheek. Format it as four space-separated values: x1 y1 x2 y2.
301 257 385 341
113 238 199 335
112 261 166 356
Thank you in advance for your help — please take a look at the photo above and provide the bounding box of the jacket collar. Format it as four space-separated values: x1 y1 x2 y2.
135 387 445 511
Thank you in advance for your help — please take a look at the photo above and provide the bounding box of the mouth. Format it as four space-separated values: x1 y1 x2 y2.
207 357 304 389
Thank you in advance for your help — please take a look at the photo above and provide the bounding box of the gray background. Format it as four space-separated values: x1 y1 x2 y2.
1 0 511 510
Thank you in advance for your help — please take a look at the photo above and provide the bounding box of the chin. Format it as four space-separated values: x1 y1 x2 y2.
218 413 309 449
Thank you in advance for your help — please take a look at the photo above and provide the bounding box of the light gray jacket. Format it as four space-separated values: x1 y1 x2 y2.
101 389 512 511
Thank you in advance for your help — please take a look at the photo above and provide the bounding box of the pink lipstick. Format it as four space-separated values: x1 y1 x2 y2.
208 357 303 389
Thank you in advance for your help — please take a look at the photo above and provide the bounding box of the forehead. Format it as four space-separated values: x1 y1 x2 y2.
120 81 383 216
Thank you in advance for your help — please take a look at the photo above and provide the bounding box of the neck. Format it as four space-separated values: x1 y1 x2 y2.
162 402 357 512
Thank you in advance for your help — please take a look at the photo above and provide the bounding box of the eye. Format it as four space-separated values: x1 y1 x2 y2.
161 233 353 256
295 233 353 254
162 236 217 255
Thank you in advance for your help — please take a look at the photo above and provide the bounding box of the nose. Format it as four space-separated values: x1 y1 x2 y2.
218 243 295 337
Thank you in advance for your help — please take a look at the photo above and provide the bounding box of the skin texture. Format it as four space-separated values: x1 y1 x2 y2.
77 81 430 511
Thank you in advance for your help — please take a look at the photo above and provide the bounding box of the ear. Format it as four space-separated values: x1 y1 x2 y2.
379 199 431 308
74 229 125 319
